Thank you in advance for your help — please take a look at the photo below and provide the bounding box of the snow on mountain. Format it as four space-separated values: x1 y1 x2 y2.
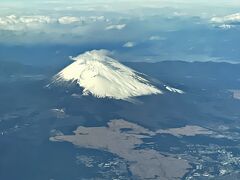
52 50 182 100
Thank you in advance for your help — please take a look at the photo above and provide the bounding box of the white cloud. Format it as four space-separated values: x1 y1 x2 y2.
89 16 107 22
0 14 112 44
19 16 52 24
211 13 240 24
0 15 53 31
58 16 80 24
173 11 187 17
218 24 234 30
210 13 240 30
105 24 126 30
0 15 52 25
149 36 165 41
0 14 108 32
123 41 136 48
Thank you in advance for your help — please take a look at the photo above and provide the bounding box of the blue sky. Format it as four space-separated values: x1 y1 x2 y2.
0 0 240 64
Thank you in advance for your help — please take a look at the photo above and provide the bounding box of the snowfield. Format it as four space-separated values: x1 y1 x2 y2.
53 50 182 100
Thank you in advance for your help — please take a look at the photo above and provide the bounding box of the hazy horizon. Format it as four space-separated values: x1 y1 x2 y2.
0 0 239 64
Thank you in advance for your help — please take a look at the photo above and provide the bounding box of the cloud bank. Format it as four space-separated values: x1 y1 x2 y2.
211 13 240 29
0 14 109 31
0 1 239 63
211 13 240 24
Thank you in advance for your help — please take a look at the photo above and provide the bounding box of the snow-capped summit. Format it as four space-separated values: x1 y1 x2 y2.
52 50 182 100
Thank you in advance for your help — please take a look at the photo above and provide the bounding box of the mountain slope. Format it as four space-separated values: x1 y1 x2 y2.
53 50 182 100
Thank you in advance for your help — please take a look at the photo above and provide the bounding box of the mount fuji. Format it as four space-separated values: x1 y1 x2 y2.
52 50 183 100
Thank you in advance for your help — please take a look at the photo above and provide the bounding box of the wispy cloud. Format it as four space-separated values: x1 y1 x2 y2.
105 24 126 30
123 41 136 48
149 36 166 41
218 24 235 30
